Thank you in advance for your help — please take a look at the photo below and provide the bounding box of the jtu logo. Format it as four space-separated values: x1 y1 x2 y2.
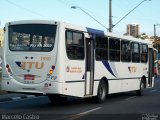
16 61 44 70
128 66 137 73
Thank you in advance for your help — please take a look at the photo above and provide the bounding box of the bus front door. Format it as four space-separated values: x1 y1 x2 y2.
85 38 94 96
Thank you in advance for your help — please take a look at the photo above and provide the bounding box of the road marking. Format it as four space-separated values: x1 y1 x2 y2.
11 97 21 101
27 95 35 98
62 107 102 120
78 107 102 115
150 89 158 93
125 96 136 101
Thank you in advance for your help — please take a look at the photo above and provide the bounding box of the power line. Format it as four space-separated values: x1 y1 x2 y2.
57 0 72 6
5 0 49 19
112 0 150 29
71 6 109 31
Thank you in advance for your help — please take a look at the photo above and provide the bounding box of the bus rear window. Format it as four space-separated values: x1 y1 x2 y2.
9 24 57 52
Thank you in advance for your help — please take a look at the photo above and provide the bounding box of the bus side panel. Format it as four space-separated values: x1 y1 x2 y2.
118 62 147 92
57 23 86 97
94 61 148 94
64 60 85 97
94 61 122 94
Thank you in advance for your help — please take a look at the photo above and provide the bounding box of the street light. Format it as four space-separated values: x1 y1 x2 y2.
111 0 151 30
71 6 109 31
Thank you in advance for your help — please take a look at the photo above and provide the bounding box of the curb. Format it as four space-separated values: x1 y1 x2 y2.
0 95 35 102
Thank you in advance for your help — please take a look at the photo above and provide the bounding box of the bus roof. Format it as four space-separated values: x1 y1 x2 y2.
6 20 153 46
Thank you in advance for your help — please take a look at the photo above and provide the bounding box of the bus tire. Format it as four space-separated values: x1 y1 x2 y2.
48 94 67 104
136 80 145 96
94 80 107 103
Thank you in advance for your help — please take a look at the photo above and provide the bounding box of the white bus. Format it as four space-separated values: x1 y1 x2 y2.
2 20 155 103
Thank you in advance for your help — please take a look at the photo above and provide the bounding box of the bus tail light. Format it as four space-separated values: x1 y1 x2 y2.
49 70 53 75
52 65 55 70
6 64 13 75
49 65 55 75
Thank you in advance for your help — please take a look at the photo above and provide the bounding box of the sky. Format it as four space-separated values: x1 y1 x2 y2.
0 0 159 36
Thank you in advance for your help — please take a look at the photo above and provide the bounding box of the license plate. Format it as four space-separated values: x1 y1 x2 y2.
24 74 35 80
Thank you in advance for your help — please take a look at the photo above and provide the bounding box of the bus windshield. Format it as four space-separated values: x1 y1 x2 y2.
9 24 57 52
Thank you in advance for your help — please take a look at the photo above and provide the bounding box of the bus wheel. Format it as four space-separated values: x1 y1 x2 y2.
48 94 67 104
136 80 145 96
95 80 107 103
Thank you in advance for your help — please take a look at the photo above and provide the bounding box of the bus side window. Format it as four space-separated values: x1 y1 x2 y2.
66 30 84 60
141 44 148 63
132 42 140 63
95 36 108 61
121 40 131 62
109 38 120 62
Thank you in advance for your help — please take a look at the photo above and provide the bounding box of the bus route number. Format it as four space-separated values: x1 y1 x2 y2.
41 57 51 61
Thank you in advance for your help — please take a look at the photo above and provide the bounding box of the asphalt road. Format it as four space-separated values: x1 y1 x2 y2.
0 77 160 120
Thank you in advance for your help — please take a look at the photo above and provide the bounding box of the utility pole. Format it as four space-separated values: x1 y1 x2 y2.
109 0 112 32
109 0 150 32
154 24 156 38
154 24 160 50
154 24 157 49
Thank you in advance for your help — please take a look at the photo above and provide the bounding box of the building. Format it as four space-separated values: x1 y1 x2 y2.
127 24 140 38
0 29 4 47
